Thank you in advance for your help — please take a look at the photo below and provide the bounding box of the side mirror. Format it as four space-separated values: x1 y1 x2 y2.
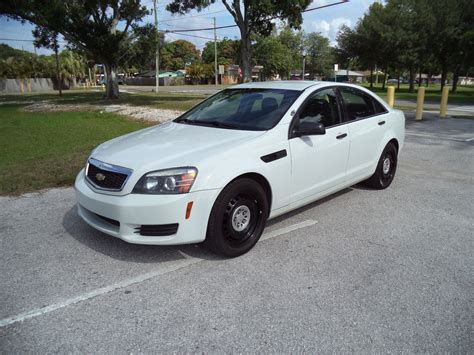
293 121 326 137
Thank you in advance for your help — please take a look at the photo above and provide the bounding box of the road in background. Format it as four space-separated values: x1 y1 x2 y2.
122 84 224 95
121 85 474 117
0 113 472 352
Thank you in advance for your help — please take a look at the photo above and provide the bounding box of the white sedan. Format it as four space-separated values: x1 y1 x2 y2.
75 81 405 257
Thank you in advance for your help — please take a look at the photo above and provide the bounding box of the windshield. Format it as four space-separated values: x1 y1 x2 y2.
175 88 301 131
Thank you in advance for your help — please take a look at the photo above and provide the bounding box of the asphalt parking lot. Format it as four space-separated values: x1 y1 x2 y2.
1 113 473 352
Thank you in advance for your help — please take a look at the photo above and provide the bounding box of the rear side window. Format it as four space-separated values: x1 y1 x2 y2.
339 87 385 121
373 98 388 114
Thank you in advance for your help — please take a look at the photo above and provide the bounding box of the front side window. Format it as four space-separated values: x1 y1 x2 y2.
175 88 301 131
298 88 341 128
339 87 382 121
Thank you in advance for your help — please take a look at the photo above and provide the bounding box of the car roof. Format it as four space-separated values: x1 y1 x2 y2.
230 80 323 91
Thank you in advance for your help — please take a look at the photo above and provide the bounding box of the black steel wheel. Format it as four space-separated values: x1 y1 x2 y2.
204 178 269 257
364 142 398 189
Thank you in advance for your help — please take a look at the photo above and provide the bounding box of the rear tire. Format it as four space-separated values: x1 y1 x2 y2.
364 142 398 189
204 178 269 257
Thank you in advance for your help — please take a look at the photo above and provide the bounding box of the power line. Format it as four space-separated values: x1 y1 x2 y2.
1 1 349 47
162 22 212 31
160 9 227 23
0 37 66 43
164 0 349 33
165 24 237 33
303 0 349 12
164 32 214 41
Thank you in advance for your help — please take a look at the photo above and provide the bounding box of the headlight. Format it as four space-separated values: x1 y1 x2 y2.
132 167 198 194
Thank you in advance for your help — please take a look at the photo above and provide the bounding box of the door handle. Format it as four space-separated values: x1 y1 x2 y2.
336 133 347 140
378 121 386 126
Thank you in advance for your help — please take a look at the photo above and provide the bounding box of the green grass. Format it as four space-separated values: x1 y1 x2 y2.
0 90 208 111
362 83 474 104
0 104 151 195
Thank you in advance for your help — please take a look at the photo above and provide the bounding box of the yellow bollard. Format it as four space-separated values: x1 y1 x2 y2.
415 87 425 121
440 86 449 118
387 86 395 108
101 84 105 91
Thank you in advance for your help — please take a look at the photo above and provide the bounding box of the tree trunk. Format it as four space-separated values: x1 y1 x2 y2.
440 65 447 91
452 66 460 93
381 69 387 90
104 63 119 99
239 29 252 83
370 65 374 89
418 68 422 87
409 67 415 93
54 47 62 96
397 70 401 91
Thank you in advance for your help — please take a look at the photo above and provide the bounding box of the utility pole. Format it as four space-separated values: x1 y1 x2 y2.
302 55 306 80
154 0 159 93
214 17 218 86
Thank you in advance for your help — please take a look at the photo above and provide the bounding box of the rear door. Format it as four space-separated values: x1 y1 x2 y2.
337 86 389 180
289 87 350 203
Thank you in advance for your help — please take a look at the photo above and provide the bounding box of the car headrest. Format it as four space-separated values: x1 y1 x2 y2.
261 97 279 113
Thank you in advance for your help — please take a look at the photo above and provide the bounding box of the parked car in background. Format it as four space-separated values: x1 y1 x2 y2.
75 81 405 257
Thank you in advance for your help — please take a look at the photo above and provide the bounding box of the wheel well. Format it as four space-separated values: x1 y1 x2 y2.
388 138 399 152
231 173 272 212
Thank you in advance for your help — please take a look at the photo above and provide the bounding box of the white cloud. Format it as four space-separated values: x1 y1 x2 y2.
308 17 352 45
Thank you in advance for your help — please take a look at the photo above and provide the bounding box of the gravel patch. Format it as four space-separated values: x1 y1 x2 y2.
22 102 183 123
23 102 98 112
102 104 182 122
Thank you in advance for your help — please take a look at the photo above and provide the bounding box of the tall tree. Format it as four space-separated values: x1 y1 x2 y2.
123 24 165 73
303 32 334 79
427 0 472 91
160 40 200 71
32 27 62 95
202 37 239 66
166 0 312 82
279 26 304 71
0 0 148 99
253 35 293 80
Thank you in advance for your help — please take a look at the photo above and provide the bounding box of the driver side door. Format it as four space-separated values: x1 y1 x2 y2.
289 87 350 204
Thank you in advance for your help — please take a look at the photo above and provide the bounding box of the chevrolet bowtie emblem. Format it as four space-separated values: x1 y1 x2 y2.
95 173 106 181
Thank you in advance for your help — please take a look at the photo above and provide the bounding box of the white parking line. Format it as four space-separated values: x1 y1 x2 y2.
0 258 201 328
406 132 470 142
0 219 317 328
260 219 318 241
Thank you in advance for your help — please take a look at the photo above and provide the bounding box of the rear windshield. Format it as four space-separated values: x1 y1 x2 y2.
175 88 301 131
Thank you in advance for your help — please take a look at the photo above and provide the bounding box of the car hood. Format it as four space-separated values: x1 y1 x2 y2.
91 121 265 172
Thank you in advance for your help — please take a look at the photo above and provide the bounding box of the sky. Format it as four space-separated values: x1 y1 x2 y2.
0 0 378 55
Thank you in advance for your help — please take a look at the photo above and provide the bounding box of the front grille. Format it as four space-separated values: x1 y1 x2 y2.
86 159 132 191
134 224 179 236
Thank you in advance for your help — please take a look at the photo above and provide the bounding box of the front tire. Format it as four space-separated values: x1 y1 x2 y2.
204 178 269 257
364 142 398 189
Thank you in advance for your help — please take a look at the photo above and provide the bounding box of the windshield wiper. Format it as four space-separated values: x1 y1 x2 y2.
177 119 239 129
197 120 240 129
176 118 194 125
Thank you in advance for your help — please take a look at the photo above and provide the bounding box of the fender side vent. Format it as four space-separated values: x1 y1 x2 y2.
261 149 287 163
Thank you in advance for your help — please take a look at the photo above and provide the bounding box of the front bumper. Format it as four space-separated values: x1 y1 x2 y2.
74 170 220 245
